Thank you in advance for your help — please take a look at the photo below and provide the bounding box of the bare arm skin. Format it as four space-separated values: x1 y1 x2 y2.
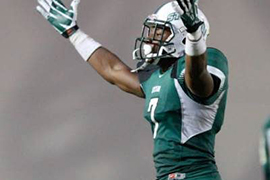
184 53 214 98
87 47 144 98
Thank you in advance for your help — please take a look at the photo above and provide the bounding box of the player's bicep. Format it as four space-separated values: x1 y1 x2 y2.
111 65 144 98
88 47 144 98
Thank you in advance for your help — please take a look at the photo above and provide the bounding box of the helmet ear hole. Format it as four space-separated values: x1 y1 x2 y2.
182 38 186 45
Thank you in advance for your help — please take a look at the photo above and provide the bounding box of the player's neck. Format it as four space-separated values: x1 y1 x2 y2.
158 58 177 73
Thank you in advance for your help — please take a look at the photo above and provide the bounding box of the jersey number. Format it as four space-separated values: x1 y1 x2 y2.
148 98 159 139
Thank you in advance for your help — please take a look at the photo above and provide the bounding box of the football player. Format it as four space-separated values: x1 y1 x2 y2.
36 0 228 179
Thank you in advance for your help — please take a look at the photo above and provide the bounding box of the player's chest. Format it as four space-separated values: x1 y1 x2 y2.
143 73 181 122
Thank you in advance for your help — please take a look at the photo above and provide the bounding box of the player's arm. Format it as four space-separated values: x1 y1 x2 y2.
36 0 144 98
184 49 213 98
176 0 214 97
87 47 144 97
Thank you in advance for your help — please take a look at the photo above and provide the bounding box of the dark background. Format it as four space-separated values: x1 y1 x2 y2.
0 0 269 179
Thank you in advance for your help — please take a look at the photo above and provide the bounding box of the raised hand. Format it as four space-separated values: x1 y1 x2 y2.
36 0 80 38
176 0 203 33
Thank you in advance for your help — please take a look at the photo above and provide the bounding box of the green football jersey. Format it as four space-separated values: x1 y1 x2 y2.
140 48 228 179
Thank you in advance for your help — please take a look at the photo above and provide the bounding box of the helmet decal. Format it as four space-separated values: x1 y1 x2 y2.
167 12 181 22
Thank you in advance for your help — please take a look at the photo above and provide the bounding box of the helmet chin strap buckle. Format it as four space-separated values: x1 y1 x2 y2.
131 61 151 73
132 48 141 61
131 57 158 73
132 44 160 72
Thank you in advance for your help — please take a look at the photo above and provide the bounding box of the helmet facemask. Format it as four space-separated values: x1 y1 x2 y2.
132 17 187 72
133 18 176 63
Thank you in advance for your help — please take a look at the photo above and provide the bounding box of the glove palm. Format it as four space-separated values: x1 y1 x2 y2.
176 0 203 33
36 0 80 38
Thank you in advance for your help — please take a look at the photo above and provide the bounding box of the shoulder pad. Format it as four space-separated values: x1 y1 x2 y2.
137 61 159 83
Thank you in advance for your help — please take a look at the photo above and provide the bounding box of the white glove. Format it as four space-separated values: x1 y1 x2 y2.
36 0 102 61
36 0 80 38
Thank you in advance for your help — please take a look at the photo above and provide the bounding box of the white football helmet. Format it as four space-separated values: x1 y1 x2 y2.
132 1 210 72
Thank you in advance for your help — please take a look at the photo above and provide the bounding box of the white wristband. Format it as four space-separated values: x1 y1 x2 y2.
69 29 102 61
185 27 207 56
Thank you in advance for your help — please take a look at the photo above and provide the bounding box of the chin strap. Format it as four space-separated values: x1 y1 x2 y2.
131 44 162 72
131 53 161 73
131 60 151 73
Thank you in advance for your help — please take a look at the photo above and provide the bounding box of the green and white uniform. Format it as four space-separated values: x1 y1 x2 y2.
139 48 228 180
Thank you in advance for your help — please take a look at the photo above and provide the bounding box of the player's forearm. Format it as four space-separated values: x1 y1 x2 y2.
68 30 121 84
185 53 207 79
184 28 214 97
185 53 214 97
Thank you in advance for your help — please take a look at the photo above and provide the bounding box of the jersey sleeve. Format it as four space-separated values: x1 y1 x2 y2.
176 48 229 105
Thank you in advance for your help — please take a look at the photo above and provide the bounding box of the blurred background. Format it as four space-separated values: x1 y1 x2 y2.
0 0 269 179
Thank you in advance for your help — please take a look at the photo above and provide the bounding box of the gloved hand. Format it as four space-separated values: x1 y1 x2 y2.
36 0 80 38
176 0 203 33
